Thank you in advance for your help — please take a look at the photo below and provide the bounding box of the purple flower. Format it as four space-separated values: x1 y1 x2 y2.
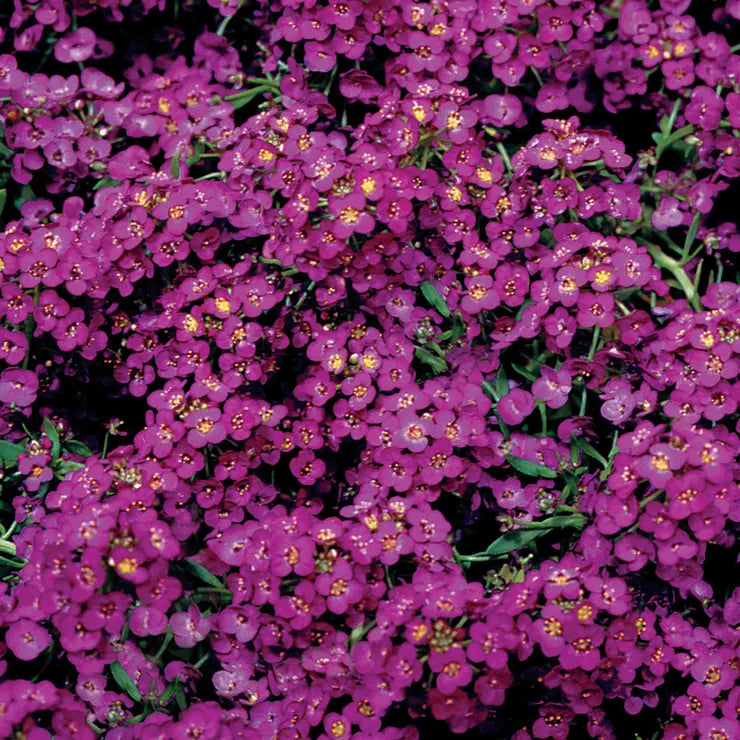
55 28 98 64
0 368 38 407
532 367 572 409
304 42 336 73
170 606 211 649
498 388 535 425
289 450 326 485
6 620 51 660
315 559 363 614
652 196 685 230
129 606 168 637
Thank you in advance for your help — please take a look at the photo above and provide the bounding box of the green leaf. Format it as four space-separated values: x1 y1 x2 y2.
54 461 86 478
170 153 181 179
656 125 693 160
14 185 35 211
660 100 680 136
683 211 701 255
570 434 608 468
495 365 509 400
43 418 60 460
647 244 702 312
482 381 496 400
182 559 223 588
93 177 122 191
511 363 537 382
64 440 95 458
518 514 586 530
419 280 451 318
159 679 179 706
504 454 558 479
110 661 142 702
414 347 447 375
0 441 24 467
485 528 550 556
0 189 6 222
437 320 465 344
227 86 273 110
175 683 187 711
515 299 535 322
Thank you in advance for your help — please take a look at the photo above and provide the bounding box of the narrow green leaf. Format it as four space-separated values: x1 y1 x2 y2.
55 461 86 477
515 299 535 322
485 528 550 556
93 177 122 191
414 347 447 375
661 100 680 135
0 189 6 222
0 441 24 467
495 365 509 400
504 454 558 479
647 244 702 312
14 185 35 211
110 661 142 702
569 442 580 466
159 679 179 706
656 124 693 160
518 514 586 530
175 683 187 711
226 85 274 110
482 381 496 400
571 434 608 468
182 559 223 588
683 211 701 255
43 418 60 460
170 153 181 179
64 440 95 458
511 363 537 382
419 280 451 318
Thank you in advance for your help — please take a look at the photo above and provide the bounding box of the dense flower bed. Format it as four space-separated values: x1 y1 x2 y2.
0 0 738 737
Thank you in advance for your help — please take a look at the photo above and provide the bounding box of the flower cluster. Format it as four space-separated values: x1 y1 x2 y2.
0 0 738 738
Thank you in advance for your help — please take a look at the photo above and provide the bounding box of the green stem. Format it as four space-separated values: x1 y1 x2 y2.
538 401 548 436
193 652 210 670
216 0 246 36
529 66 544 86
194 172 225 182
0 554 24 568
455 553 493 562
0 540 17 556
587 327 601 361
647 244 702 312
21 316 35 370
482 381 498 400
245 76 280 88
152 631 173 661
514 515 585 530
225 85 274 102
639 490 664 509
293 281 316 311
1 521 17 541
578 384 588 417
496 142 513 174
323 66 339 96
